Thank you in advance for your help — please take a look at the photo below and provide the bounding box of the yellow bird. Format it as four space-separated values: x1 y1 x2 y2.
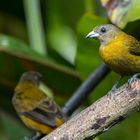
86 24 140 78
12 71 65 135
86 24 140 91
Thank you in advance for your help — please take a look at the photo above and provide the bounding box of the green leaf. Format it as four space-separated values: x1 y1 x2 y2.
0 35 78 76
48 24 77 64
23 0 47 55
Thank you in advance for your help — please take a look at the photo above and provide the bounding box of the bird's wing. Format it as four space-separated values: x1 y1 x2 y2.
127 37 140 56
21 98 64 127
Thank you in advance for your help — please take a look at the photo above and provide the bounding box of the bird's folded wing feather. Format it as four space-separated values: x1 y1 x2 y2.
21 98 64 127
127 38 140 56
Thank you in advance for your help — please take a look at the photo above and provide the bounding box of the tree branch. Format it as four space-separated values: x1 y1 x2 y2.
41 77 140 140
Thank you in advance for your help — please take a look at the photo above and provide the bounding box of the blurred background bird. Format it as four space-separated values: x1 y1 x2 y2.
86 24 140 88
12 71 66 139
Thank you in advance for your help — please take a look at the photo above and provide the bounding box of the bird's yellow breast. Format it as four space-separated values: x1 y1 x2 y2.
99 33 140 75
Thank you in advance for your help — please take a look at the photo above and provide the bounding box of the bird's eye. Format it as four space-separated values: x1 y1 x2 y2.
100 27 106 33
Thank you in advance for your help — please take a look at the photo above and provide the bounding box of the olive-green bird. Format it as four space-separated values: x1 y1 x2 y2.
12 71 65 136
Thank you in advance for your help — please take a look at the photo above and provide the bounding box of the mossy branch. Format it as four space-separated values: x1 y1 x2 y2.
41 77 140 140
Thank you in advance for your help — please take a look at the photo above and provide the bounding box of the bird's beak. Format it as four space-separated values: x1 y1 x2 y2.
86 31 99 38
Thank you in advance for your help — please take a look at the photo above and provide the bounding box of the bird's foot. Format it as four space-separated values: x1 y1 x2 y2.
127 73 140 85
107 83 118 97
107 76 123 98
127 73 140 90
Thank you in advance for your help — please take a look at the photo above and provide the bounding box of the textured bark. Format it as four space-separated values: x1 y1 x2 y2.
41 78 140 140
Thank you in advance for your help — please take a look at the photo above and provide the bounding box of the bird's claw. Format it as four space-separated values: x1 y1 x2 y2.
127 73 140 85
107 84 117 97
107 76 123 97
107 82 119 97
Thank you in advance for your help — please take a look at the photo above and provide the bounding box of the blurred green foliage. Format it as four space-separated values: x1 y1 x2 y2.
0 0 140 140
100 0 140 28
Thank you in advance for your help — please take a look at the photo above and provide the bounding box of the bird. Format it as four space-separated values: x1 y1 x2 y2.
86 24 140 88
12 71 66 139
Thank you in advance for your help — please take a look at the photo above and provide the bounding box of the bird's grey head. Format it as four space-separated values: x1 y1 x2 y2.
86 24 121 45
19 71 42 85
